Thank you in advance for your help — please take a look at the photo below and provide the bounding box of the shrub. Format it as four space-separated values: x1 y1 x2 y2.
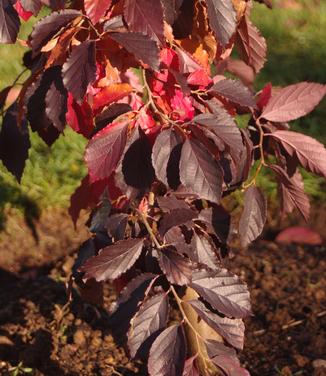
0 0 325 374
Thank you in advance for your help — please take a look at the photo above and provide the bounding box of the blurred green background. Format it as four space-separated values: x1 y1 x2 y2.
0 0 325 229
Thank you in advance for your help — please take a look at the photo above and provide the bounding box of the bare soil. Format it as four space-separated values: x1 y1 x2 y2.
0 208 325 376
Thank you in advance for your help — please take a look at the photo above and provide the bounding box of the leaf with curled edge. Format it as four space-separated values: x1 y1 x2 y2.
66 93 94 139
109 31 160 71
182 355 200 376
190 233 220 270
194 107 243 162
80 238 145 282
261 82 326 122
62 41 97 102
269 164 310 221
206 0 236 47
85 119 129 182
0 103 30 182
158 247 192 286
30 10 81 52
152 128 183 186
209 78 256 108
159 208 197 236
95 103 132 132
124 0 164 43
92 83 133 112
206 340 250 376
84 0 112 24
128 292 169 358
180 139 223 204
236 16 267 74
239 186 267 247
269 130 326 178
188 300 245 350
0 0 20 44
190 269 252 319
148 324 187 376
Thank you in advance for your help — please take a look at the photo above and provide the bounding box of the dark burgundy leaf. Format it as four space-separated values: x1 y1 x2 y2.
110 273 158 343
124 0 164 43
103 15 125 32
85 119 129 181
152 128 183 186
88 197 112 233
239 186 267 247
148 325 187 376
190 233 220 270
62 40 97 102
80 238 144 282
84 0 112 24
45 79 67 132
109 31 160 70
121 127 155 190
194 107 243 161
190 269 251 318
41 0 65 10
158 247 192 285
206 0 236 47
209 79 256 108
157 195 189 212
0 0 20 44
0 86 12 109
182 355 199 376
171 0 194 39
128 292 169 358
164 226 191 256
68 175 107 225
180 139 223 204
269 130 326 178
20 0 42 15
30 9 81 52
161 0 184 25
188 300 245 350
236 16 267 74
198 205 230 243
106 213 128 240
261 82 326 122
269 164 310 221
95 103 132 133
159 208 196 236
0 103 30 182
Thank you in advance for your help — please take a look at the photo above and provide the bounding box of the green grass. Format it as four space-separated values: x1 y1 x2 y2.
0 0 325 226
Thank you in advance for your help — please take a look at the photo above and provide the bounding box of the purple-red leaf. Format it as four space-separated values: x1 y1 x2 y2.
190 233 220 270
189 300 245 350
180 139 223 204
45 80 67 132
80 238 144 282
182 355 200 376
210 79 256 108
0 0 20 44
276 226 322 246
85 119 129 181
206 0 236 47
30 9 81 52
159 208 196 236
236 16 267 74
148 324 187 376
270 130 326 178
128 292 169 358
62 40 97 102
152 128 183 186
239 186 267 247
190 269 252 319
198 205 231 243
20 0 42 15
269 164 310 221
109 31 160 71
0 103 30 182
84 0 112 24
124 0 164 43
158 247 192 286
261 82 326 122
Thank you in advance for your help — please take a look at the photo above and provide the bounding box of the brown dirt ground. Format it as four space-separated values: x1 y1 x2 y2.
0 208 325 376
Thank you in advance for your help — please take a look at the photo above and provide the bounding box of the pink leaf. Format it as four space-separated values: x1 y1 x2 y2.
276 226 322 246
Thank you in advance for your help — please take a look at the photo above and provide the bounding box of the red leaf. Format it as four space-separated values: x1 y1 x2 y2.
14 1 33 21
270 130 326 178
85 119 129 181
239 186 267 247
261 82 326 122
68 175 107 225
257 82 272 110
187 69 212 87
19 0 42 16
124 0 164 43
84 0 112 24
276 226 322 246
92 83 132 112
66 93 94 138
